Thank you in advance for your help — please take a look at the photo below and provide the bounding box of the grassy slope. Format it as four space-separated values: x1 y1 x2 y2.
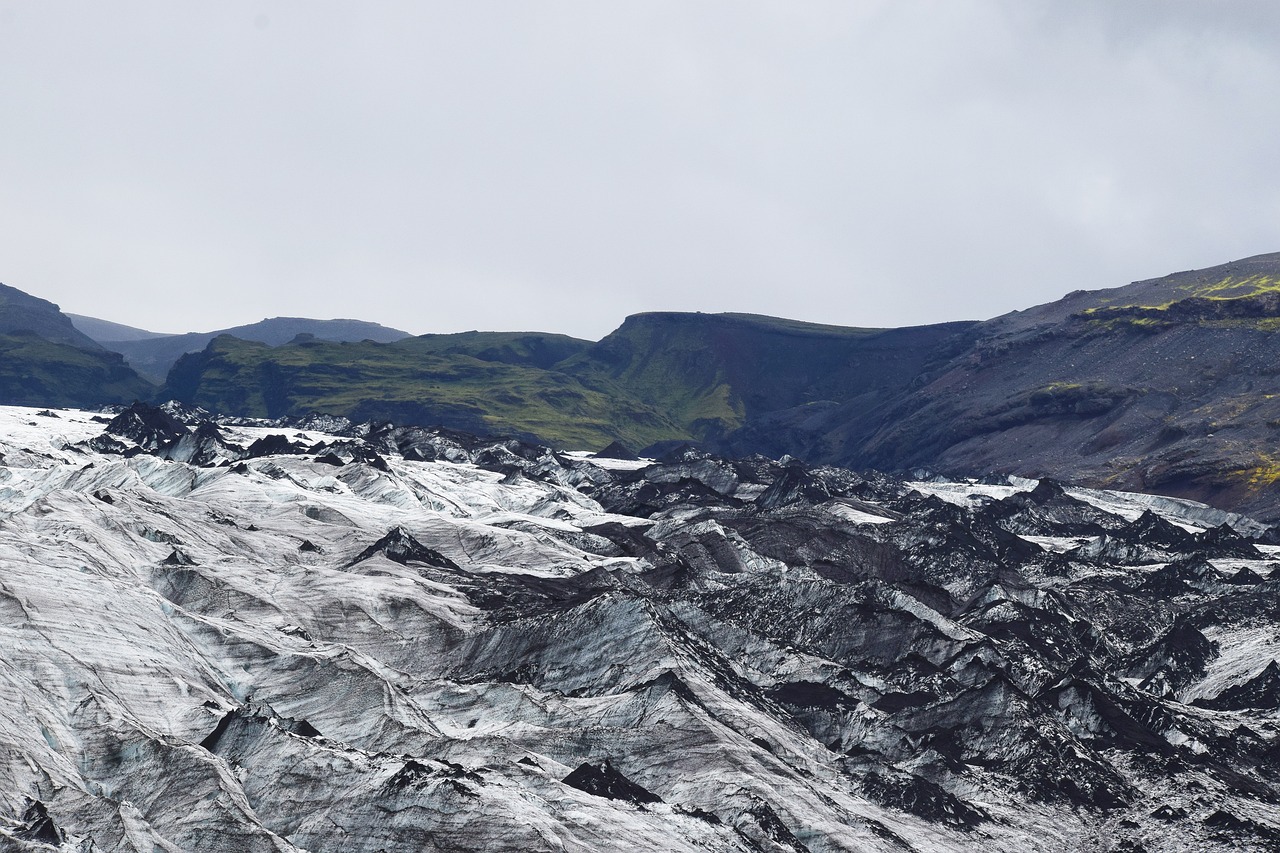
106 317 417 382
161 314 976 453
0 332 155 406
162 335 686 450
563 312 969 441
0 284 105 350
396 330 591 370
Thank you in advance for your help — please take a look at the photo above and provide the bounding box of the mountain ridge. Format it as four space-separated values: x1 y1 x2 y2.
67 313 171 343
0 284 155 406
7 252 1280 518
847 252 1280 520
0 283 104 350
94 315 415 381
160 332 686 451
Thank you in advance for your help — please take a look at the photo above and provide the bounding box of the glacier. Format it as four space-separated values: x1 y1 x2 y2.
1 404 1279 851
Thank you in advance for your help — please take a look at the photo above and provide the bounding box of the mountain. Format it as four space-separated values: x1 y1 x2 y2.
2 402 1279 850
563 312 975 443
66 313 170 343
161 333 685 451
0 284 104 350
0 284 155 406
0 332 154 408
162 314 977 456
20 252 1280 521
150 255 1280 521
847 252 1280 520
103 316 414 381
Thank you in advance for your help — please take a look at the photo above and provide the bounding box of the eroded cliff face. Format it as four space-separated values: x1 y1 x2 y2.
2 404 1280 852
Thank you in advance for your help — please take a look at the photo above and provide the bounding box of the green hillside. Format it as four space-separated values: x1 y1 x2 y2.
564 312 975 441
0 283 105 350
0 283 156 406
102 316 416 382
162 334 685 450
0 332 155 407
158 312 979 454
160 315 977 453
393 330 591 370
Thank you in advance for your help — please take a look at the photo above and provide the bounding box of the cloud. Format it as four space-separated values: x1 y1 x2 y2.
1 1 1278 339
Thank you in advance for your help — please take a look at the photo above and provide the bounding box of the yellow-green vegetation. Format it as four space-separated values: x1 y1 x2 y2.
1234 452 1280 490
163 335 688 450
1085 274 1280 315
1079 273 1280 333
1190 395 1266 422
1179 273 1280 301
162 311 973 450
560 315 751 437
1078 309 1173 332
1029 381 1113 401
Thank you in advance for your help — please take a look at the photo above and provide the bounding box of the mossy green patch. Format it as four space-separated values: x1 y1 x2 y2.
1181 273 1280 301
1235 452 1280 490
162 335 686 450
1085 274 1280 315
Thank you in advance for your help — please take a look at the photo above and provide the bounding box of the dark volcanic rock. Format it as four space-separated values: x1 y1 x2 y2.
755 462 840 509
1118 510 1198 549
1195 661 1280 711
594 440 640 461
861 770 987 828
14 799 64 845
161 548 197 566
1194 523 1264 559
1137 556 1222 597
562 760 663 805
1126 615 1218 694
245 433 308 458
984 480 1125 537
163 420 243 466
348 526 461 570
100 401 189 451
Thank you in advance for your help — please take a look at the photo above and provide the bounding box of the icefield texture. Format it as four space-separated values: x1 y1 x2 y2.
1 403 1280 851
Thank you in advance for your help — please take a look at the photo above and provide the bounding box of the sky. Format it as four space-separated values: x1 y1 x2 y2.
1 1 1279 340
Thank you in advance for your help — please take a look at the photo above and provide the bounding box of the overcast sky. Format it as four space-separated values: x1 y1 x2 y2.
2 1 1278 339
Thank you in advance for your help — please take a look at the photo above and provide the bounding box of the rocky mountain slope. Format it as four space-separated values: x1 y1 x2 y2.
0 286 103 351
851 252 1280 521
2 403 1280 851
158 313 978 462
560 312 975 444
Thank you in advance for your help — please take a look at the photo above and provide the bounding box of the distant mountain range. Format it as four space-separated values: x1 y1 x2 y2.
69 315 413 382
6 251 1280 519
